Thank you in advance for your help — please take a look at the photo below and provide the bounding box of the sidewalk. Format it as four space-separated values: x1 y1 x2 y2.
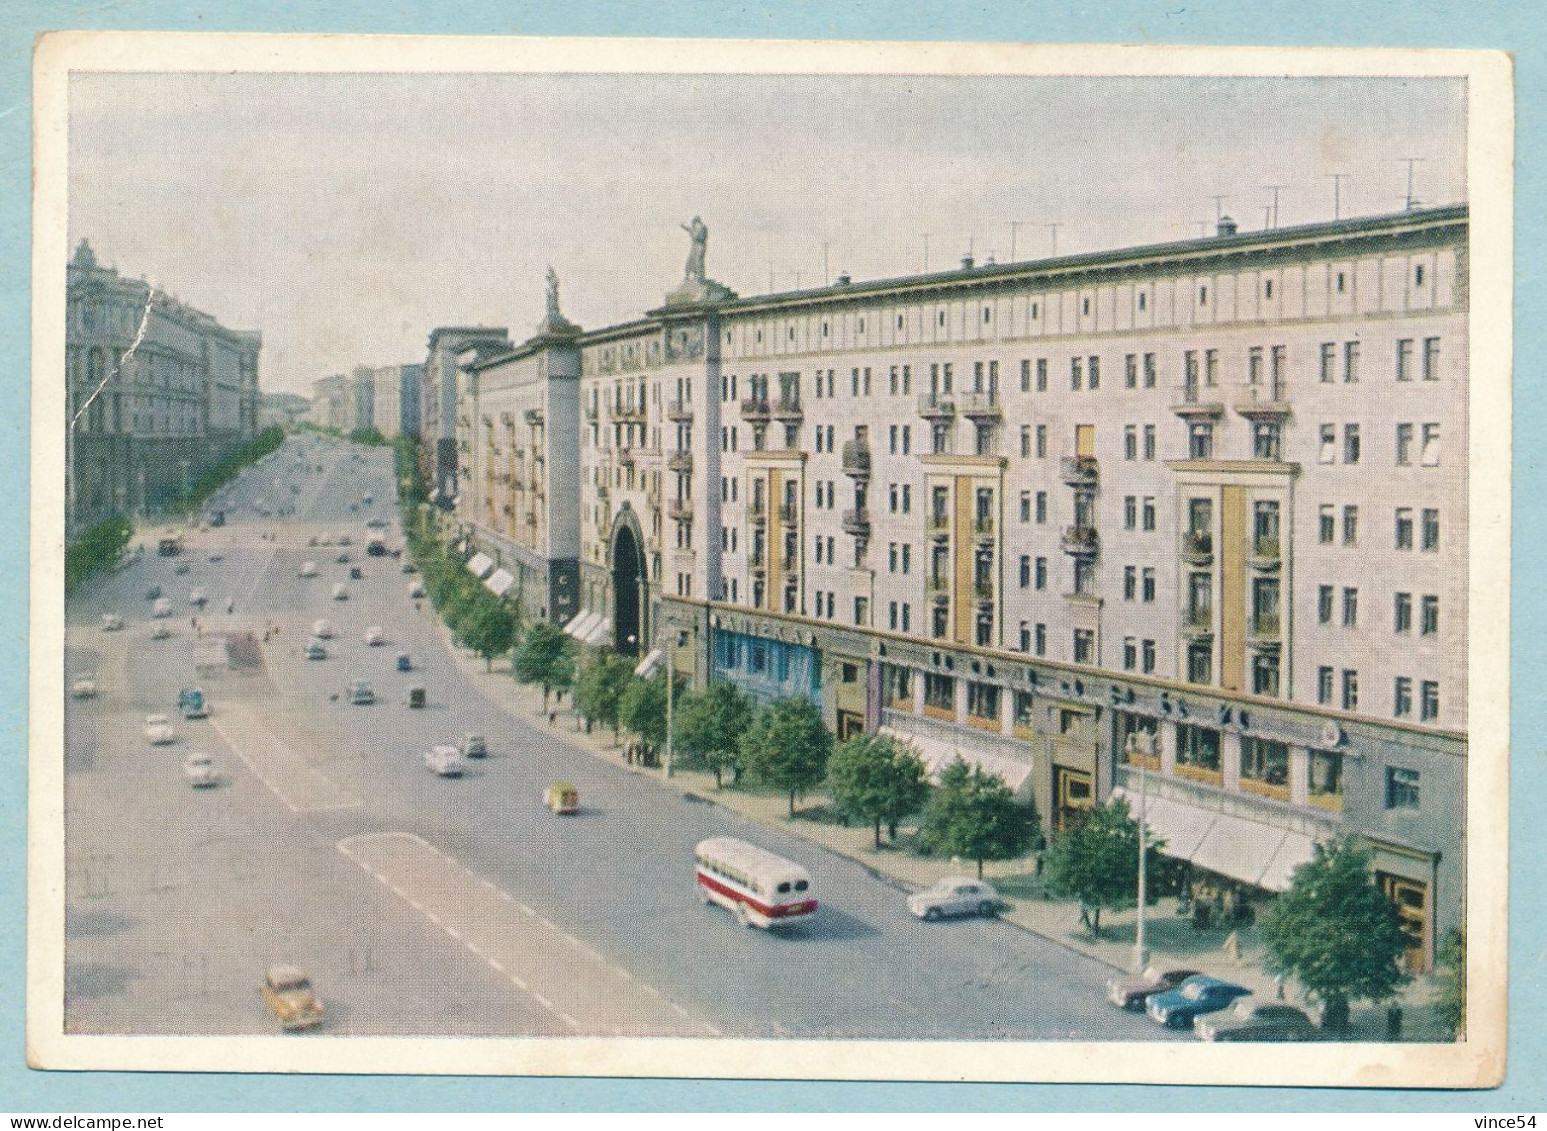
432 616 1448 1043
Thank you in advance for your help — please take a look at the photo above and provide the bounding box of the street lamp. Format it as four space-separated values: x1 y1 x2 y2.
663 629 688 780
1129 730 1155 973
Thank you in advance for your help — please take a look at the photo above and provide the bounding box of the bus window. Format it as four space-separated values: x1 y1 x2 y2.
777 882 791 894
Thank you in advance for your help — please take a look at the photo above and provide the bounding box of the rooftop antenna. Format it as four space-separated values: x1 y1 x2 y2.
768 262 776 293
822 240 831 287
1327 173 1349 220
1263 184 1287 229
1008 220 1032 263
1209 194 1229 222
1263 205 1273 230
1401 157 1426 210
1045 222 1061 257
920 233 931 273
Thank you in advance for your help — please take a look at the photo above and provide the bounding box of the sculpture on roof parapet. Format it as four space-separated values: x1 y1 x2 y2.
665 215 736 307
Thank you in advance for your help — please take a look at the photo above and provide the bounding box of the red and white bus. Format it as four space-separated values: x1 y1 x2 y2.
694 837 817 929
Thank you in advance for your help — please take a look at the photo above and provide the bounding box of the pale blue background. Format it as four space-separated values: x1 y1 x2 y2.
2 0 1539 1112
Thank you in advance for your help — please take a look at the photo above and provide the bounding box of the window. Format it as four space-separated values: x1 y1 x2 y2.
1205 349 1219 387
1343 424 1361 465
1036 492 1047 524
1344 340 1360 383
1070 357 1082 391
1395 507 1414 550
1319 505 1335 544
901 544 910 574
1019 556 1031 588
1254 421 1282 461
967 681 1000 723
1395 591 1413 633
1248 346 1264 385
1317 666 1334 705
1035 557 1047 590
1074 557 1096 596
1034 622 1046 655
1342 587 1358 627
1423 337 1441 381
1142 497 1156 531
1394 676 1413 718
1019 425 1030 458
1088 356 1100 390
1036 358 1047 391
1142 639 1156 674
1144 424 1156 460
1396 338 1414 382
1186 642 1212 684
1342 669 1359 711
1073 628 1094 664
1125 354 1138 388
1189 422 1214 460
1421 423 1441 466
1124 496 1137 530
923 672 955 714
1123 565 1137 601
1396 423 1414 465
1421 595 1439 635
1125 426 1137 460
1386 767 1421 810
1241 737 1289 791
1020 359 1031 392
1422 508 1440 551
1142 567 1156 602
1176 723 1221 777
901 485 911 514
902 425 911 454
1318 584 1334 624
1319 342 1336 383
1020 492 1031 523
1123 637 1137 671
1343 505 1359 547
1309 750 1343 809
1019 622 1031 652
1320 424 1337 464
1421 680 1439 721
1144 353 1156 388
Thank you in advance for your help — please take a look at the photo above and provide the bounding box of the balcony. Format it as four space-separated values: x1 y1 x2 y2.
841 508 871 537
771 395 804 422
973 515 995 542
840 440 871 479
584 403 599 422
1060 456 1099 489
668 498 693 522
666 399 693 422
614 403 645 423
1249 535 1282 570
645 487 662 511
778 502 799 524
916 392 956 419
1234 379 1291 419
748 499 766 524
748 552 767 573
927 575 951 603
739 397 771 422
668 449 694 473
781 555 800 574
1171 382 1225 418
1181 606 1214 638
927 512 951 539
524 408 545 427
1181 531 1214 565
972 581 995 604
959 391 1002 420
1061 524 1100 557
1248 614 1282 651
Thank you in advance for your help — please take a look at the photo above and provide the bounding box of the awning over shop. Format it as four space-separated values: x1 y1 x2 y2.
484 568 515 598
581 616 612 647
465 552 495 579
634 648 666 678
1112 787 1318 893
878 726 1032 793
564 610 598 639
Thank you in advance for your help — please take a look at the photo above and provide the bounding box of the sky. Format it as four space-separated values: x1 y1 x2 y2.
67 72 1467 397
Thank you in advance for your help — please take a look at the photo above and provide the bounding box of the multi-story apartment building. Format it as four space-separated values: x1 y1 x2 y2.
462 206 1469 970
369 362 423 439
456 283 583 625
310 373 347 431
422 326 510 509
65 240 261 532
348 365 376 434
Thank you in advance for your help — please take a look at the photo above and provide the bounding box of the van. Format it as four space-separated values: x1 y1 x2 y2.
544 783 579 815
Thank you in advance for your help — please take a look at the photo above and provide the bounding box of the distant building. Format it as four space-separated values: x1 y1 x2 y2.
65 239 260 533
310 373 346 430
422 327 510 508
348 365 376 434
370 363 423 439
259 391 310 428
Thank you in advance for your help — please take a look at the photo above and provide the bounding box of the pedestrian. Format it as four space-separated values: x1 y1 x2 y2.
548 710 557 726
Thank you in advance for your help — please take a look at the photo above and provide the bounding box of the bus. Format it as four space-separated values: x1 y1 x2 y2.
694 837 817 929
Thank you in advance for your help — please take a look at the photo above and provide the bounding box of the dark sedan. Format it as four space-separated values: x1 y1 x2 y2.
1145 975 1252 1029
1106 966 1202 1011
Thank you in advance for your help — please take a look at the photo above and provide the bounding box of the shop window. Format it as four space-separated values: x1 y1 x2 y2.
1175 723 1221 784
1240 737 1289 800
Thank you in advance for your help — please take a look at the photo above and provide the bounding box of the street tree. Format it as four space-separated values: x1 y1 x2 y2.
1433 929 1466 1040
575 649 633 741
740 697 832 817
619 670 683 759
826 732 931 847
920 760 1041 880
459 601 516 670
1259 838 1412 1036
674 680 753 787
512 620 574 712
1042 796 1161 936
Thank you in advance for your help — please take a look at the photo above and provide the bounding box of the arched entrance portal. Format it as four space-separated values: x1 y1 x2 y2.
610 517 646 657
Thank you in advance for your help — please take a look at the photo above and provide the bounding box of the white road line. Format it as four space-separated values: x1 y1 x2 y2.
532 991 553 1009
209 717 299 814
489 959 506 974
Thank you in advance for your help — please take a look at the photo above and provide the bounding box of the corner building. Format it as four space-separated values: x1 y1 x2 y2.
526 207 1467 970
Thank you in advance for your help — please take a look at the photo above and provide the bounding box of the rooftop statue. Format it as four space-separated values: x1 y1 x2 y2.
681 216 708 282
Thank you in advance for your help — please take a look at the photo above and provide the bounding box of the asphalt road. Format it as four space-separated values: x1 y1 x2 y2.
63 434 1181 1041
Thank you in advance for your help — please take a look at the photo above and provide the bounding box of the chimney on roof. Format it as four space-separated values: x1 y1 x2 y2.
961 255 975 270
835 272 852 287
1216 215 1238 237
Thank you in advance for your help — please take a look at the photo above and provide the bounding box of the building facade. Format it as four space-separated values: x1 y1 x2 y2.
370 362 423 439
423 327 511 508
65 240 261 532
348 365 376 433
259 391 310 428
460 207 1470 970
310 373 347 431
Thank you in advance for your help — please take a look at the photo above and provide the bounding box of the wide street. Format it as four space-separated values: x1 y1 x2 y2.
62 434 1181 1041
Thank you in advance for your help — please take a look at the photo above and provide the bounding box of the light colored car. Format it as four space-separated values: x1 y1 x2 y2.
151 598 173 618
70 676 98 699
299 560 319 578
304 640 327 660
408 582 426 599
1194 1001 1319 1042
189 588 208 607
331 584 348 601
1107 966 1204 1011
364 626 385 647
182 753 218 788
461 733 488 758
337 535 352 546
260 964 324 1031
151 622 172 640
101 613 124 631
424 745 464 777
144 714 176 745
311 618 334 639
907 877 1000 921
348 679 375 705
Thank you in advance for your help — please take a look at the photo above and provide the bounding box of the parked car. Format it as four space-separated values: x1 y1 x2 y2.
305 640 328 661
461 733 487 758
908 877 1000 921
364 626 385 646
347 679 375 705
208 552 225 563
424 745 464 777
337 535 352 546
335 552 351 565
152 597 173 618
174 562 190 575
395 652 411 672
70 675 98 699
1107 966 1204 1011
311 619 334 639
299 560 319 578
331 584 348 601
544 782 579 815
1195 1001 1319 1042
177 687 209 719
144 714 176 745
182 753 218 788
366 517 388 529
101 613 124 631
260 964 324 1031
1146 976 1252 1029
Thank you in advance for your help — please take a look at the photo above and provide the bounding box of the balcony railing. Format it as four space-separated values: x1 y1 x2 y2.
1235 379 1291 417
1249 613 1282 639
927 512 951 537
1182 606 1213 634
771 395 804 421
973 515 995 540
666 399 693 422
841 440 871 478
778 502 798 524
781 555 799 573
739 397 771 422
1181 531 1213 563
613 403 645 423
667 449 693 473
1251 535 1281 563
1061 525 1100 556
959 391 1001 419
1060 456 1099 488
972 581 995 602
645 488 662 511
748 552 767 571
748 499 766 522
927 574 951 600
524 408 545 426
1171 382 1225 417
617 448 635 468
916 392 956 418
584 403 599 422
842 508 871 536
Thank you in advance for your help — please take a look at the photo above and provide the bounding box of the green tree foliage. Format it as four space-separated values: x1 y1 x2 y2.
1433 929 1466 1041
512 620 574 711
65 515 133 594
674 680 753 787
575 649 634 741
170 425 285 514
921 760 1041 880
1259 838 1413 1036
348 426 386 446
458 601 517 670
1042 796 1160 935
740 697 832 817
620 671 674 757
826 732 931 847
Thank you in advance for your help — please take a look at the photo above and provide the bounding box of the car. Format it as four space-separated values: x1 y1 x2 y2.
1145 975 1253 1029
395 652 412 672
208 552 224 563
402 561 418 574
1194 1001 1320 1042
70 676 98 699
349 566 364 580
299 560 319 578
347 679 375 705
408 582 426 599
544 782 579 814
366 517 388 529
144 714 176 745
174 562 190 575
145 585 163 601
307 535 319 547
362 494 373 505
1106 966 1204 1011
100 613 124 632
151 623 172 640
461 733 487 758
424 745 464 777
305 640 328 660
907 877 1000 921
189 589 208 608
260 964 324 1032
177 687 209 719
331 584 348 601
182 753 218 788
311 619 334 639
337 535 352 546
152 597 173 618
335 552 350 564
364 626 385 646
